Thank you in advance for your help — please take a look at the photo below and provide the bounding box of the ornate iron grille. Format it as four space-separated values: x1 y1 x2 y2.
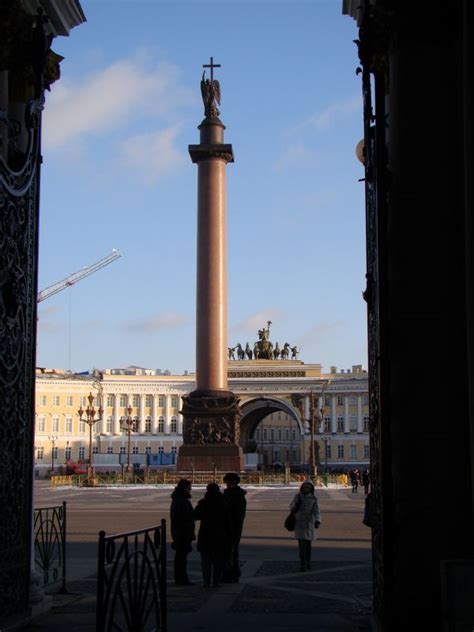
96 520 167 632
33 501 67 592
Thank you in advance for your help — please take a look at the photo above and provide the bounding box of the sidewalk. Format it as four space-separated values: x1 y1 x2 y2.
25 548 373 631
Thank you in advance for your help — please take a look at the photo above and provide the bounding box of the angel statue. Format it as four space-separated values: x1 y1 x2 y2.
201 70 221 118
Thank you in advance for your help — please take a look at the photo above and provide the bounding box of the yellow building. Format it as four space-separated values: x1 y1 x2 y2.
34 361 369 476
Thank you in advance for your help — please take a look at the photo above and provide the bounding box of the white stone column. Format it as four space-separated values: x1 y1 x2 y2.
178 395 184 435
152 394 159 434
99 392 106 434
139 394 145 434
344 395 350 433
113 394 120 435
304 394 310 423
331 395 337 434
165 395 171 434
357 395 363 433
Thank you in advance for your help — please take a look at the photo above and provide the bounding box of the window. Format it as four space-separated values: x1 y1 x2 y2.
107 395 114 407
325 396 331 407
324 417 331 433
337 417 344 432
277 412 281 421
274 451 280 462
363 395 369 406
40 395 47 406
292 450 297 460
66 395 73 406
350 444 357 459
270 428 275 441
65 447 72 460
52 416 60 432
92 446 98 454
133 395 139 407
337 396 344 406
38 416 45 432
78 446 85 460
158 417 164 433
286 450 290 460
363 416 369 432
52 447 58 460
107 446 114 454
120 395 127 407
132 446 139 454
263 428 267 441
350 414 358 432
79 420 86 432
53 395 60 406
106 417 113 432
65 416 73 432
285 428 290 441
349 396 357 405
158 396 165 407
325 443 332 458
171 446 177 454
80 396 87 407
364 445 370 459
292 429 296 441
278 429 282 441
36 447 44 460
146 395 153 408
158 446 164 454
145 417 152 432
145 446 151 454
337 445 344 459
171 417 177 433
171 396 178 408
120 447 126 454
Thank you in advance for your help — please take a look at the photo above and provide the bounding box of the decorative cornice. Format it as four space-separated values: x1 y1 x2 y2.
188 144 234 164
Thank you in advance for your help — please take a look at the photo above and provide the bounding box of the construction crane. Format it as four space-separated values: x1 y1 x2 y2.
37 249 122 303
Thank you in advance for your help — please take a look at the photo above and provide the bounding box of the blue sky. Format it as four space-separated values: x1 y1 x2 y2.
37 0 366 374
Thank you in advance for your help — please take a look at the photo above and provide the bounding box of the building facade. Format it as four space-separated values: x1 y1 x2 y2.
34 361 369 475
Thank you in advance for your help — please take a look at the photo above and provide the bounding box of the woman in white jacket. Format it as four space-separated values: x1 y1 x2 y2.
289 480 321 571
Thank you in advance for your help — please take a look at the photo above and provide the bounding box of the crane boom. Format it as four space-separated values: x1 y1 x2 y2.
37 249 121 303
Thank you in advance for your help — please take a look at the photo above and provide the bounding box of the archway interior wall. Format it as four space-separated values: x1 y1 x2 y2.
239 396 304 446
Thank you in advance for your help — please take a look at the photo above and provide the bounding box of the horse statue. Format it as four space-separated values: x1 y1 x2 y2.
235 342 245 360
290 345 299 360
228 346 235 360
245 342 253 360
281 342 290 360
254 342 259 359
273 342 281 359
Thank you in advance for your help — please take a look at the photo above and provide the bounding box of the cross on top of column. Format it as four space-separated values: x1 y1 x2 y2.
203 56 221 82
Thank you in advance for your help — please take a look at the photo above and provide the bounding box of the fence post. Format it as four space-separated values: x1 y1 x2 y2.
96 530 106 632
160 519 167 632
60 501 67 593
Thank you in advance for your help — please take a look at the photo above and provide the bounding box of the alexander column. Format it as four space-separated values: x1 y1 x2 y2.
177 58 243 472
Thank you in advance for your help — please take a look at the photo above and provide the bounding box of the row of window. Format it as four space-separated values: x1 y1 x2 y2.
324 444 370 459
37 416 179 433
325 395 369 407
38 394 181 408
323 417 370 433
36 445 178 460
256 428 300 441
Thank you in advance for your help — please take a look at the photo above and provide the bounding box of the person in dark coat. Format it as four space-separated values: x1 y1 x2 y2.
222 472 247 582
362 468 370 495
170 479 195 586
194 482 232 588
350 468 360 493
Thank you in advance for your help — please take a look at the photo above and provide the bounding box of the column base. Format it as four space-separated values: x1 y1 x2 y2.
177 444 243 472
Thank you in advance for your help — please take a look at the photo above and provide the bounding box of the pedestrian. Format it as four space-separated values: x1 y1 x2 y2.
350 468 360 493
222 472 247 583
170 478 195 586
362 468 370 495
289 480 321 571
194 482 232 588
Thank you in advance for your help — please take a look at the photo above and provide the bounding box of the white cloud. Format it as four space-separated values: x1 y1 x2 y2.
273 143 320 172
43 58 193 148
231 309 287 334
123 312 189 333
120 125 186 182
297 321 345 346
295 95 361 133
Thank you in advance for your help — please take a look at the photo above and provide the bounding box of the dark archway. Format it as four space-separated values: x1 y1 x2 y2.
239 396 303 451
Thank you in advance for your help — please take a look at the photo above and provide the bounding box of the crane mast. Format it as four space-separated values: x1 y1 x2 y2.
37 250 121 303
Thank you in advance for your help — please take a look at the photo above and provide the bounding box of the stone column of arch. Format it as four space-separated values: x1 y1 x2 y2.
357 395 363 433
344 395 350 434
331 395 337 434
165 395 171 434
152 394 159 434
139 394 145 434
177 395 184 435
113 394 120 435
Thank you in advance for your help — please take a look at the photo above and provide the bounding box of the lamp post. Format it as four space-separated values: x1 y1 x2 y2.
320 435 331 473
78 392 103 484
48 434 58 475
120 405 139 474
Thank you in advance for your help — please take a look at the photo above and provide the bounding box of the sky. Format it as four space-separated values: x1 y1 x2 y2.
37 0 366 375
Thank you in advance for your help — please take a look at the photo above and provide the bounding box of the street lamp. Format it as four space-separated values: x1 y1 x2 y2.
48 434 58 475
120 406 139 474
320 435 331 473
78 392 103 484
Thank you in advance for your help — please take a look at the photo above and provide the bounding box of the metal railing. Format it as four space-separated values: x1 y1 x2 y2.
33 501 67 592
96 519 167 632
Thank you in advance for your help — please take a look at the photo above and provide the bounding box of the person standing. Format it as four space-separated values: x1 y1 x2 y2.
194 482 232 588
222 472 247 582
350 468 360 493
289 480 321 571
362 468 370 495
170 479 195 586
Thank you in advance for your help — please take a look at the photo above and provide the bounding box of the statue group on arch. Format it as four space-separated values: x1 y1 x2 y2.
228 322 300 361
